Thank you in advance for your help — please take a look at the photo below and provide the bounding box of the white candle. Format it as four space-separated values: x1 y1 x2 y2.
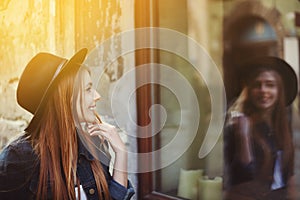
177 168 203 200
199 176 222 200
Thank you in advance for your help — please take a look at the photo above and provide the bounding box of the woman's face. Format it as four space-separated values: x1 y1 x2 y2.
76 69 101 123
249 70 279 111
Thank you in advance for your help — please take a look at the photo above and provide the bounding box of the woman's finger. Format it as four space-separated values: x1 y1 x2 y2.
87 125 102 133
89 129 106 137
88 123 114 132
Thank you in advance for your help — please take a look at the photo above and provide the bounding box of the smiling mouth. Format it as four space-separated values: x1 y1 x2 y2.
257 96 272 104
260 97 268 102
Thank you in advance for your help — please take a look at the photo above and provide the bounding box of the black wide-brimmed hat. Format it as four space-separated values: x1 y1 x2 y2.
17 48 88 117
239 56 298 106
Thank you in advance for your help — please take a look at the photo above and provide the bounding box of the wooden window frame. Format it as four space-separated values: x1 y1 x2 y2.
135 0 185 199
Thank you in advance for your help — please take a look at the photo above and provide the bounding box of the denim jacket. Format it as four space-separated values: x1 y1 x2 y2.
0 133 135 200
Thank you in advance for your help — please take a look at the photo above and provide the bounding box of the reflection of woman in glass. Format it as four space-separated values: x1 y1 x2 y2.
224 57 297 199
0 49 134 199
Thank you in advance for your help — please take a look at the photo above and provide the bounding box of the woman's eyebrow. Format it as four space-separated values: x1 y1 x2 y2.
85 82 93 88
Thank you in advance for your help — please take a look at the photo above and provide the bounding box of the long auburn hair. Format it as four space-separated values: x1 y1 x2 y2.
26 64 110 199
229 68 294 178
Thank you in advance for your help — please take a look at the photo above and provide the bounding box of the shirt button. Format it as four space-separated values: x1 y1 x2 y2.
89 188 95 195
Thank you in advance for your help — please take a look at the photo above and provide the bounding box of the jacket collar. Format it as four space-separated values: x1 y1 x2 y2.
77 131 111 166
77 135 95 161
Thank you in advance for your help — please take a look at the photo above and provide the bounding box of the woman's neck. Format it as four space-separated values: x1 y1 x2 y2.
251 108 273 127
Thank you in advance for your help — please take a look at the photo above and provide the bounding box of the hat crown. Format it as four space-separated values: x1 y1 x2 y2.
240 56 298 106
17 53 67 114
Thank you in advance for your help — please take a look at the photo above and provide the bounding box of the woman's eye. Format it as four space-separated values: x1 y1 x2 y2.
86 87 92 92
266 82 276 88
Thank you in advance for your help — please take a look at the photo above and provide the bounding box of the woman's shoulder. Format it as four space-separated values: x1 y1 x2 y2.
0 133 38 197
0 133 36 163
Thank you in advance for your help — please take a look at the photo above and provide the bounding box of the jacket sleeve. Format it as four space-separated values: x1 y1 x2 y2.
108 178 135 200
101 164 135 200
224 117 255 187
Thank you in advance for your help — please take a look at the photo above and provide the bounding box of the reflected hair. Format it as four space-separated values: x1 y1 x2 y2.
229 68 294 178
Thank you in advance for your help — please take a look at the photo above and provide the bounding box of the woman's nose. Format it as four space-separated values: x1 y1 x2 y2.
260 84 268 92
94 89 101 101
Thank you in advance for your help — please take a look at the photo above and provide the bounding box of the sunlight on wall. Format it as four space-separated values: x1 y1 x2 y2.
0 0 133 145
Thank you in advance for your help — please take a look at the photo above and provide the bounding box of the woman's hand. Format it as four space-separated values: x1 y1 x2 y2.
87 122 128 187
87 122 127 154
233 115 253 164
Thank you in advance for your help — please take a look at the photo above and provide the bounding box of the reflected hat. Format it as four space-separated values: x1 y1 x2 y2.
240 56 298 106
17 48 88 115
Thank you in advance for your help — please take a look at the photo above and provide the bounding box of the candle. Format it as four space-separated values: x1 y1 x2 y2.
199 176 222 200
177 168 203 200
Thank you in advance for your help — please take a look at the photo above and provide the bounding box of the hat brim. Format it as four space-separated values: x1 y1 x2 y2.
239 56 298 106
26 48 88 128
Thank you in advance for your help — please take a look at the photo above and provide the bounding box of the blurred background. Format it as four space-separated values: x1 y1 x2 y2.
1 0 300 199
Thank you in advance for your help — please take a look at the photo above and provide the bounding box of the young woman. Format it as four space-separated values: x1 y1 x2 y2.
0 49 134 199
224 56 297 199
